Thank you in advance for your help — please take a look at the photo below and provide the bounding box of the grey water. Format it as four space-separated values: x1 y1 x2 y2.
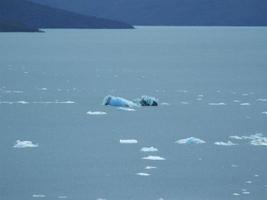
0 27 267 200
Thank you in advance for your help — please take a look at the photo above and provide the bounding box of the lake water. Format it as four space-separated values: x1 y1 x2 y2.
0 27 267 200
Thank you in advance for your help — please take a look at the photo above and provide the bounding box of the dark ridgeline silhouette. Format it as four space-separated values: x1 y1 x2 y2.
31 0 267 26
0 0 133 32
0 19 40 32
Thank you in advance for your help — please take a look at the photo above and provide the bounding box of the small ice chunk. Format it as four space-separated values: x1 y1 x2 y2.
229 135 243 140
161 102 170 106
233 100 241 103
175 137 206 144
257 98 267 102
180 101 189 105
231 164 239 168
86 111 107 115
242 191 250 195
262 111 267 115
214 141 237 146
119 139 138 144
233 193 240 196
58 196 68 199
145 166 157 169
117 107 136 111
245 180 252 184
240 103 251 106
17 101 29 104
208 102 226 106
13 140 38 148
254 174 259 177
32 194 46 198
136 172 150 176
140 146 158 152
142 155 166 161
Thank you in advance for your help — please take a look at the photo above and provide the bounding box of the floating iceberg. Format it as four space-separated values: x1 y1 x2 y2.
103 95 158 107
175 137 206 144
13 140 38 148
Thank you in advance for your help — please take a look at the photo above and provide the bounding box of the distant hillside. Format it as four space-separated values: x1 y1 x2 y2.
0 0 133 30
31 0 267 26
0 19 40 32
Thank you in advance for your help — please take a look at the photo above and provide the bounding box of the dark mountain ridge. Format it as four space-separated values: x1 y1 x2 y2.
31 0 267 26
0 0 133 32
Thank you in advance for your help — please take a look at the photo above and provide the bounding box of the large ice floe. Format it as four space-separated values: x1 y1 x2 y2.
175 137 206 144
13 140 38 148
103 95 158 107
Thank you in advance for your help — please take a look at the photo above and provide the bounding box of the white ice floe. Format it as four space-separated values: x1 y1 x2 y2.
119 139 138 144
214 141 237 146
262 111 267 115
86 111 107 115
208 102 226 106
117 107 136 111
40 88 48 91
245 180 252 184
240 103 251 106
175 137 206 144
32 194 46 198
145 166 157 170
254 174 259 177
142 155 166 161
257 98 267 102
233 193 240 196
13 140 38 148
136 172 150 176
180 101 189 105
140 146 158 152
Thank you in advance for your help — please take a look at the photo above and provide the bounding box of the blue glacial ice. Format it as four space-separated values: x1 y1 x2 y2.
103 95 158 107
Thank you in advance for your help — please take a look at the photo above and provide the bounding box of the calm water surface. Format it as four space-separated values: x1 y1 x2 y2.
0 27 267 200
